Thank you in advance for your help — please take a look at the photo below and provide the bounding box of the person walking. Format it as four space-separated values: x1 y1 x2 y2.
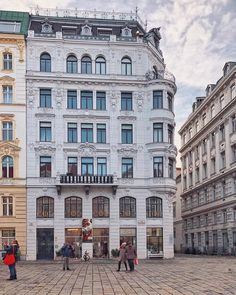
4 241 17 280
117 242 128 271
125 241 137 272
12 240 20 261
61 242 72 270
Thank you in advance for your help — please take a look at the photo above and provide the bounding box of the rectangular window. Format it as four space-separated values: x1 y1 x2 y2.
195 168 199 183
96 92 106 110
211 131 216 148
3 53 12 70
203 163 207 179
222 181 226 197
219 124 225 141
40 122 51 142
153 123 163 143
67 157 77 176
212 185 216 200
223 210 227 223
232 146 236 163
173 202 176 218
81 91 93 110
97 157 107 176
121 124 133 144
97 124 106 143
202 113 206 126
168 158 174 178
210 104 215 118
168 125 173 144
213 212 217 224
40 89 51 108
81 157 93 176
121 92 132 111
202 138 207 154
195 120 199 133
220 152 226 169
3 85 12 104
153 90 163 109
67 123 77 143
195 145 200 160
189 127 192 139
188 151 192 164
122 158 133 178
146 228 163 254
2 196 13 216
67 90 77 109
167 92 173 111
81 123 93 143
231 84 236 100
0 21 21 33
40 156 51 177
211 158 216 174
232 114 236 133
0 229 15 250
189 172 193 187
220 95 224 110
153 157 163 177
2 122 13 141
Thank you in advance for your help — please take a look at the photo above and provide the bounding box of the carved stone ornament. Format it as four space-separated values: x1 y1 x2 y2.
121 26 132 37
54 88 64 109
135 92 144 112
78 143 96 156
41 19 53 34
145 70 155 81
166 193 175 211
0 141 20 157
34 144 56 155
167 145 178 156
110 91 118 111
117 146 138 157
81 24 92 36
16 41 24 62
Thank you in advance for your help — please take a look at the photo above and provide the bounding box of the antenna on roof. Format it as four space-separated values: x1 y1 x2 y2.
135 6 138 20
145 19 147 31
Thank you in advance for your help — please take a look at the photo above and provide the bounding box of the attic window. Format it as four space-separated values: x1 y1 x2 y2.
0 21 21 33
62 26 77 36
41 21 52 33
97 28 112 36
121 26 132 37
81 25 92 36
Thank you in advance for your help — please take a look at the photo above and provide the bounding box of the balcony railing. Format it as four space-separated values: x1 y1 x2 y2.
60 174 113 184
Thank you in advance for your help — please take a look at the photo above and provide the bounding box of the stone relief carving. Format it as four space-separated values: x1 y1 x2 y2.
81 24 92 36
0 141 20 157
117 145 138 157
34 144 56 155
53 88 64 109
110 91 119 111
165 193 175 212
166 145 178 156
121 26 132 37
78 143 96 156
27 81 36 108
41 19 53 34
134 92 144 112
16 41 24 62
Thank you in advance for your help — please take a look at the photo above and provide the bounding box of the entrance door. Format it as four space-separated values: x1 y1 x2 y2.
37 228 54 260
213 232 218 253
222 232 229 254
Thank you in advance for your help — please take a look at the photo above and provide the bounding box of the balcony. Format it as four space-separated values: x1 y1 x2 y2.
60 174 114 184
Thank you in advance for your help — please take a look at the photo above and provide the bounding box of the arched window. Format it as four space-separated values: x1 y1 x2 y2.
121 56 132 75
146 197 162 218
120 196 136 218
2 156 13 178
92 196 109 218
3 52 12 70
81 55 92 74
36 196 54 218
67 55 78 73
40 52 51 72
65 197 82 218
95 56 106 74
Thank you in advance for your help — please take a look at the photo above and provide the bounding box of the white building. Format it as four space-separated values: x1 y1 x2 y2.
26 8 177 260
179 62 236 255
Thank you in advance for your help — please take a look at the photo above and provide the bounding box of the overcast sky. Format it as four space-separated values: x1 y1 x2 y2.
1 0 236 166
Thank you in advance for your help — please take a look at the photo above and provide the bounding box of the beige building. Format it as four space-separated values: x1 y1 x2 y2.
179 62 236 255
0 11 29 257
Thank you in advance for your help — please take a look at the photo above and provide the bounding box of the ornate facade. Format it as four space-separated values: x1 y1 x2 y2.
179 62 236 255
26 8 177 260
0 11 29 257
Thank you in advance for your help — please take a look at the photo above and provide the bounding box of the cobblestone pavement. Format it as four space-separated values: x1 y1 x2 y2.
1 256 236 295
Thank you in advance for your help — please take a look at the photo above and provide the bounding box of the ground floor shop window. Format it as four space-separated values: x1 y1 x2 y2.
0 229 15 250
147 227 163 254
65 228 82 258
120 228 136 247
93 228 109 258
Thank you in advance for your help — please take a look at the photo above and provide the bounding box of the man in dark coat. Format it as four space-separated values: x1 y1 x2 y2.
125 241 137 271
61 242 72 270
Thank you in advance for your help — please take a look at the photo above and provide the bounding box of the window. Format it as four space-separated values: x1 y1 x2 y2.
67 90 77 109
168 158 174 178
188 151 192 164
122 158 133 178
81 123 93 143
153 90 163 109
95 56 106 74
120 197 136 218
220 152 226 169
2 122 13 141
146 197 162 218
36 196 54 218
81 157 93 176
153 157 163 177
68 123 77 143
153 123 163 143
189 127 192 139
96 92 106 110
40 122 51 142
40 156 52 178
213 212 217 224
203 163 207 179
183 134 186 145
195 120 199 133
196 145 200 160
231 84 236 100
168 125 174 144
211 158 216 174
204 188 208 203
220 95 224 110
97 158 107 176
68 157 77 176
92 196 109 217
232 114 236 133
232 146 236 163
81 55 92 74
2 156 13 178
205 214 208 226
167 92 173 111
40 52 51 72
97 124 106 143
40 89 51 108
3 85 12 104
81 91 93 110
183 156 186 169
0 229 15 250
121 56 132 75
202 138 207 154
121 92 132 111
189 172 193 187
211 131 216 148
67 55 77 73
173 202 176 218
212 185 216 200
121 124 133 144
223 210 227 223
195 167 199 183
202 113 206 126
183 176 187 190
65 197 82 218
219 124 225 141
2 196 13 216
0 21 21 33
210 104 215 118
222 181 226 197
3 53 12 70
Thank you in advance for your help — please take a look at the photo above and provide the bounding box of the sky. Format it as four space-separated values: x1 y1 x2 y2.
1 0 236 166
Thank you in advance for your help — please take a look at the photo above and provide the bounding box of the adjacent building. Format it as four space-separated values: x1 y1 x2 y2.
0 11 29 257
26 8 177 260
179 62 236 254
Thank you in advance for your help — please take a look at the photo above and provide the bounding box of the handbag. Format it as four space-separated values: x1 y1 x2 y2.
134 258 139 265
3 253 15 266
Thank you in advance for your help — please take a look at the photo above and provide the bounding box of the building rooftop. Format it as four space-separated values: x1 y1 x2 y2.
0 10 29 35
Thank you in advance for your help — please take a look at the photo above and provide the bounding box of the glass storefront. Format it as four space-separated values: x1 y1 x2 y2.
65 228 82 258
0 229 15 250
147 227 163 254
120 228 136 247
93 228 109 258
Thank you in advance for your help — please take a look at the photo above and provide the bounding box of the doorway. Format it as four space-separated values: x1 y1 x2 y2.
37 228 54 260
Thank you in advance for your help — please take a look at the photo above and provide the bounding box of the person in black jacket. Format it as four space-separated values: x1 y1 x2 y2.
5 242 17 280
61 242 72 270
